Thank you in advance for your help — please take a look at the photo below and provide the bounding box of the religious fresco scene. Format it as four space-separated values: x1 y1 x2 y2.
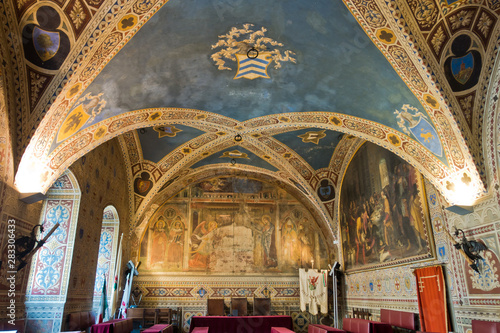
339 142 433 271
139 177 330 274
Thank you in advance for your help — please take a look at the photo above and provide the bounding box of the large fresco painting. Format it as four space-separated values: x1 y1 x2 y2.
139 177 329 274
339 142 434 272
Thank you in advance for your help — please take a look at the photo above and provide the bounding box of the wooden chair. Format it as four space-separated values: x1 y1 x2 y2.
253 297 271 316
156 308 171 324
127 307 145 328
207 299 225 316
144 308 158 327
231 297 248 316
171 307 182 331
352 308 371 320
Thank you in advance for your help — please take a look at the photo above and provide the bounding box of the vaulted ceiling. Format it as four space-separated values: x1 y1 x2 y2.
1 0 498 239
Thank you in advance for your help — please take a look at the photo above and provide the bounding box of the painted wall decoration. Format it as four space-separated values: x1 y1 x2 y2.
93 227 114 296
134 172 153 197
317 179 335 202
444 34 482 92
139 177 329 274
21 6 71 71
30 199 73 295
339 142 434 272
24 170 81 333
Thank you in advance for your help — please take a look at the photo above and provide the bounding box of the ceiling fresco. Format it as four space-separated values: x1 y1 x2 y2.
190 145 279 172
57 0 429 135
138 124 205 163
2 0 500 232
273 129 346 170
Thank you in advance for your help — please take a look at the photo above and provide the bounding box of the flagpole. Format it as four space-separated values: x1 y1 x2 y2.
110 233 123 319
97 274 109 323
119 272 131 318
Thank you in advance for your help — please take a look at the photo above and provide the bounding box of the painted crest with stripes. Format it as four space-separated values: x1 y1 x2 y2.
234 53 272 79
211 24 296 80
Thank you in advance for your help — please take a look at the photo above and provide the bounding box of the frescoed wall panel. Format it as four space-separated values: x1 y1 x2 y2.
139 177 329 275
339 142 434 272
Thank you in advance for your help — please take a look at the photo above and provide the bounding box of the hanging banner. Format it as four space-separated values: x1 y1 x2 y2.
414 265 450 333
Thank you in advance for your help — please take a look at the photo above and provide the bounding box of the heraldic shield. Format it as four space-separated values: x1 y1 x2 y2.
234 52 272 80
33 27 60 62
409 117 443 157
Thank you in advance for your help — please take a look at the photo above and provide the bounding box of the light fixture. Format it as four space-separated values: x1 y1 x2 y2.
247 47 258 59
450 227 488 273
231 158 236 165
445 205 474 215
12 222 60 270
19 192 47 204
234 134 242 142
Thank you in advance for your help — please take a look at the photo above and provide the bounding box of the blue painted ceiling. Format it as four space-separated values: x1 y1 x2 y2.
67 0 435 171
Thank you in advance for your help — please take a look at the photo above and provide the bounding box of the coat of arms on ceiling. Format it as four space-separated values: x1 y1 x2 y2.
57 93 106 142
211 24 296 80
394 104 443 157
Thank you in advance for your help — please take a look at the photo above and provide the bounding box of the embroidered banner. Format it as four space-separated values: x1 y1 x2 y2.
299 268 328 315
414 265 450 333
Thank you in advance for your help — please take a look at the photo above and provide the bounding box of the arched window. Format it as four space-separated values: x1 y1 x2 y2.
92 206 120 319
24 170 81 333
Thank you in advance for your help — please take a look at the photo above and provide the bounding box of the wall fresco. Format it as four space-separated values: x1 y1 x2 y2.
139 177 329 274
339 142 434 272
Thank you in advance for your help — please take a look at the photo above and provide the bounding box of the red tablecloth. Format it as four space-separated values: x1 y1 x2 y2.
192 328 210 333
271 327 294 333
142 324 173 333
91 321 114 333
91 318 130 333
189 315 293 333
308 324 345 332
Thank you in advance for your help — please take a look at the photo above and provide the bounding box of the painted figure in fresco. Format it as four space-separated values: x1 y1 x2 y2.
188 220 217 268
347 202 357 250
167 217 184 267
151 217 168 268
381 188 395 249
281 218 299 267
258 215 277 268
298 221 314 267
409 184 425 252
393 164 420 251
355 206 367 265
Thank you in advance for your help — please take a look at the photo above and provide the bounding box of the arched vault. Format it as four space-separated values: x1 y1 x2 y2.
10 0 493 210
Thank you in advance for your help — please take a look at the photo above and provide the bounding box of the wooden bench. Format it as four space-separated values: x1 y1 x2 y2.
380 309 417 331
342 318 393 333
66 311 95 332
471 319 500 333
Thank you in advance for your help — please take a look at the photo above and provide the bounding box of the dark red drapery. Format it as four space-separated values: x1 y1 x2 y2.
414 265 450 333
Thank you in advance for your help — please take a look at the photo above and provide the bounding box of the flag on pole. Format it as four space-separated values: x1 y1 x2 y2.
97 275 108 323
109 233 123 319
119 272 131 318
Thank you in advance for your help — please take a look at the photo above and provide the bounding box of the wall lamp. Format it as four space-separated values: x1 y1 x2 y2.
13 223 60 271
450 227 488 274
